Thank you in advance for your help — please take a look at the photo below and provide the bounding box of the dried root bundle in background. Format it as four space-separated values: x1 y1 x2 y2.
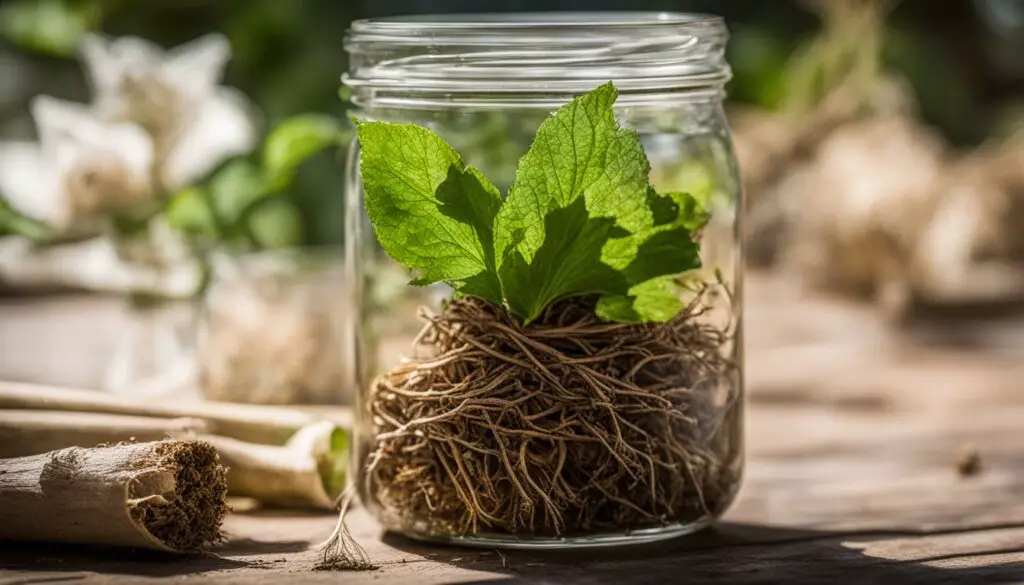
365 291 739 537
198 252 349 405
743 111 1024 320
775 114 946 315
734 0 1024 319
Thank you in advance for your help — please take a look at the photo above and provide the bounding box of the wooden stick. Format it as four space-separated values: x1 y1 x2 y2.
0 410 346 509
0 410 206 459
0 381 349 445
0 440 227 552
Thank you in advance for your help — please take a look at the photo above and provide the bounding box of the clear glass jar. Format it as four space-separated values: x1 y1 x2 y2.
197 248 350 405
342 12 743 548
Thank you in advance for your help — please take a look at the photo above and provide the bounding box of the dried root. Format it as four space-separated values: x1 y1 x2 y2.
0 439 227 552
132 440 228 552
363 288 739 538
315 489 377 571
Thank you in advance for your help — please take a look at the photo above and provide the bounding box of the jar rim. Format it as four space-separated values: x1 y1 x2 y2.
343 11 731 109
348 12 721 30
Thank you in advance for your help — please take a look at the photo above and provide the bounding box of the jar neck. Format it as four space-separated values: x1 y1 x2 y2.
343 12 731 111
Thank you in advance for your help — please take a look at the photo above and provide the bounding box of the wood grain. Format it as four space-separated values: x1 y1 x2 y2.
1 272 1022 584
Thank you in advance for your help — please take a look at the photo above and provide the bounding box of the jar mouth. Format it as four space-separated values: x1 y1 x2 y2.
343 12 731 109
349 12 719 29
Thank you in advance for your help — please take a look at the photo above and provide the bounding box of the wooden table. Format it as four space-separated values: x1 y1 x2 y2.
1 273 1022 584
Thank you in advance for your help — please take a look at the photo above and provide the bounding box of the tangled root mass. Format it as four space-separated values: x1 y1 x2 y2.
366 289 738 538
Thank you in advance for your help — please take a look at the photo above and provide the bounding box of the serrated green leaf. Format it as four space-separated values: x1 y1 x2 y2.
596 276 684 323
620 226 701 284
652 189 711 232
601 188 707 271
499 197 627 322
434 165 503 301
263 114 345 189
356 120 503 304
356 82 708 324
595 188 705 322
493 82 652 266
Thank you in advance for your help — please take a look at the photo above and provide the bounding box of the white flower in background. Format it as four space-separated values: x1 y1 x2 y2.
0 98 201 296
0 32 257 297
0 96 155 233
0 32 258 236
79 32 258 189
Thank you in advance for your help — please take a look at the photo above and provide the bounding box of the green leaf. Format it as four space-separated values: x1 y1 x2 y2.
356 82 708 324
166 187 219 237
355 120 503 303
595 189 705 322
601 188 707 271
497 192 702 323
209 159 271 230
247 198 304 249
651 189 711 232
596 276 684 323
0 0 97 58
493 82 652 266
0 197 53 241
263 114 346 189
498 197 627 322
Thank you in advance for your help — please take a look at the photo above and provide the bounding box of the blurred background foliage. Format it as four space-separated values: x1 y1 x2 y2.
0 0 1021 246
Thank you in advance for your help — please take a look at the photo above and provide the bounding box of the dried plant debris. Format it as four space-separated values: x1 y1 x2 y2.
199 255 348 405
778 115 945 299
955 444 982 478
736 0 1024 315
773 120 1024 319
366 292 738 538
131 440 228 551
316 489 377 571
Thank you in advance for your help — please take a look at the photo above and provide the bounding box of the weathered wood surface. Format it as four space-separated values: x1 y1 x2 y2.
1 272 1022 584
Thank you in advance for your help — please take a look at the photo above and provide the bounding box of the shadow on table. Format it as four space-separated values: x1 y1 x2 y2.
217 536 311 557
0 538 293 577
382 522 1024 585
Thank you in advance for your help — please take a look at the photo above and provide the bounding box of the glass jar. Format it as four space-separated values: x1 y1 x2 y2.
342 12 742 548
197 248 350 405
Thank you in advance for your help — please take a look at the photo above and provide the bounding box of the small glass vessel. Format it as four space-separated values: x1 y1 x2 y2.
342 12 743 548
197 249 349 405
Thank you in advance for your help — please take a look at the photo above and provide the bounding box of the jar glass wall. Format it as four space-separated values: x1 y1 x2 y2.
342 12 743 548
197 249 349 405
